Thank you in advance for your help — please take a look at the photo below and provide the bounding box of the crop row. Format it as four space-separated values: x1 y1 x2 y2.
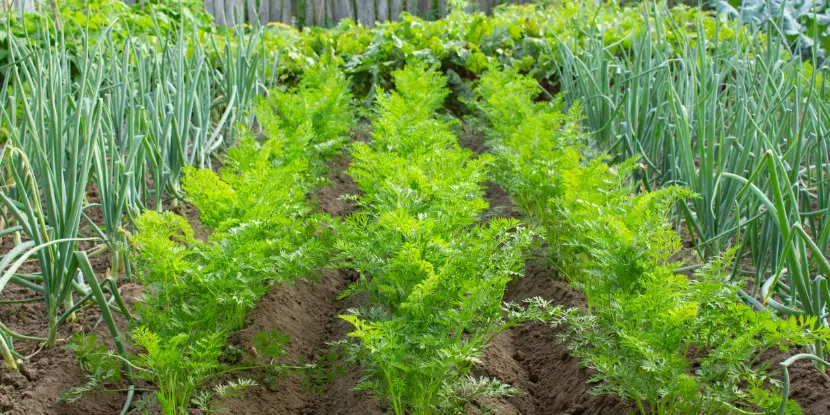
125 64 353 413
336 62 552 414
2 1 830 414
468 65 830 414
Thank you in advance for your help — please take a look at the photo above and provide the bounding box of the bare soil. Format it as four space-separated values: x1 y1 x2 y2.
759 349 830 414
220 147 384 415
219 267 383 415
0 278 143 415
313 154 360 218
470 262 634 415
470 179 635 415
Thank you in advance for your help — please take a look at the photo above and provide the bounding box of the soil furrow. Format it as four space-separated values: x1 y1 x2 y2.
460 123 634 414
471 181 633 415
222 145 383 414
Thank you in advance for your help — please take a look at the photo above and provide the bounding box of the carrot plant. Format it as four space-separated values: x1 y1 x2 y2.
470 66 828 415
339 62 550 415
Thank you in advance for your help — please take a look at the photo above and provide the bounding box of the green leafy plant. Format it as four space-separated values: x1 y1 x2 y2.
131 327 224 415
470 65 820 415
338 62 550 415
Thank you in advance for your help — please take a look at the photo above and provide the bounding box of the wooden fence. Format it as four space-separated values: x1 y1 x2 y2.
202 0 514 27
11 0 520 27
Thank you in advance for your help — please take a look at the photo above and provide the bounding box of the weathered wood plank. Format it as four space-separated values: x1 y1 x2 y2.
335 0 354 21
325 0 334 25
126 0 522 27
308 0 317 26
247 0 257 25
259 0 270 24
417 0 430 19
205 0 215 18
315 0 326 25
224 0 237 26
214 0 228 25
390 0 402 21
404 0 417 16
270 0 282 23
482 0 499 14
377 0 388 22
332 0 343 20
356 0 374 25
281 0 292 23
14 0 34 13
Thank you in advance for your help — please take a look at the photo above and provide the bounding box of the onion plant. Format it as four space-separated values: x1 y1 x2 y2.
727 151 830 360
0 23 132 387
0 7 264 393
86 38 147 279
554 10 755 259
0 24 105 349
212 23 264 145
142 35 210 207
554 6 801 264
140 27 248 209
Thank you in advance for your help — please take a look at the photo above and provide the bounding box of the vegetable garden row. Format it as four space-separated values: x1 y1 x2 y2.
4 1 830 414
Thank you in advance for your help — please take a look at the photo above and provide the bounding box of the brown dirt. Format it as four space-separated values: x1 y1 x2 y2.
482 181 520 221
312 155 359 218
0 279 144 415
758 349 830 415
669 223 702 274
462 125 634 414
171 202 210 242
219 145 383 415
0 188 131 415
473 261 635 415
220 267 382 415
0 346 128 415
455 122 632 413
460 119 490 155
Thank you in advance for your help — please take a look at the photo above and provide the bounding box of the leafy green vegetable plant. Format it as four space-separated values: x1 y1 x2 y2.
470 65 824 415
339 62 549 415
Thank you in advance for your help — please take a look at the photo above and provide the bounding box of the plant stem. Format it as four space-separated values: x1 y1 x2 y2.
0 331 17 370
63 295 76 323
46 308 57 349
